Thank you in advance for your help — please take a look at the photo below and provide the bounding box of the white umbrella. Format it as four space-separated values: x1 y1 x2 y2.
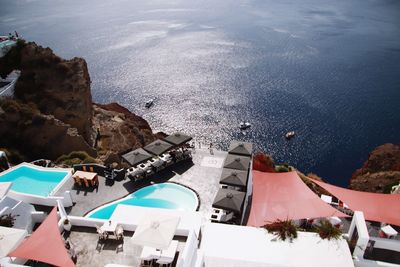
0 226 27 257
131 213 180 250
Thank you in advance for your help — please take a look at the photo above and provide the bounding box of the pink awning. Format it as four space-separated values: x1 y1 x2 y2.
311 179 400 226
247 171 347 227
8 206 75 267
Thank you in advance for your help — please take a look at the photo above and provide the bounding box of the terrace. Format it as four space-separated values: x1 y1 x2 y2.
56 147 227 219
63 226 187 267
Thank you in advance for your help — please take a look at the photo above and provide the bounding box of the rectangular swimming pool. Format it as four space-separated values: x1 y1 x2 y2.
0 164 71 197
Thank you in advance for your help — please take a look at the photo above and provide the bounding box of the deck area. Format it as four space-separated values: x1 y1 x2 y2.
57 148 227 220
63 226 187 267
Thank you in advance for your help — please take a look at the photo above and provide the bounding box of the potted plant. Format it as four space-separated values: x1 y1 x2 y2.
63 218 72 231
0 213 18 227
314 219 342 240
263 219 298 242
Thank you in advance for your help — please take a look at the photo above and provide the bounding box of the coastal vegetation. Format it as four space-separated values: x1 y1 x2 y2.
56 151 97 166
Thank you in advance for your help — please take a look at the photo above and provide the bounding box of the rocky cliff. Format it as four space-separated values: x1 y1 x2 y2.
0 40 158 163
349 143 400 193
0 41 93 142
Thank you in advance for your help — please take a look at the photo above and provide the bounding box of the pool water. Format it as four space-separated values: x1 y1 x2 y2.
0 40 16 48
88 183 198 219
0 165 69 197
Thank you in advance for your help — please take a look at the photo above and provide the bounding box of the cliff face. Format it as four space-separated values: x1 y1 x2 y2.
349 143 400 192
0 99 96 159
93 103 156 163
0 41 93 142
0 41 158 163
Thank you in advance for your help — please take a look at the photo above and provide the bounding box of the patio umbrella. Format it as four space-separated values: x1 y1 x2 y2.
0 226 27 257
219 168 248 188
143 140 173 156
223 154 250 171
212 188 246 214
131 213 180 250
122 148 152 166
164 132 192 146
228 141 253 157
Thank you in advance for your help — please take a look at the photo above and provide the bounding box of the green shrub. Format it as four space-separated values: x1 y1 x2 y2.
68 151 92 160
275 164 293 173
62 158 82 166
82 157 97 164
56 151 96 166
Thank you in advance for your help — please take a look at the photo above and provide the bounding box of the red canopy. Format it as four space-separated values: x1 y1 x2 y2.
8 206 75 267
311 179 400 226
247 171 347 227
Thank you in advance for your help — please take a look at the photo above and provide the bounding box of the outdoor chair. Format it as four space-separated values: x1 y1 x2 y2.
83 178 90 188
96 225 108 240
115 225 124 240
156 240 179 267
140 246 159 267
73 176 82 186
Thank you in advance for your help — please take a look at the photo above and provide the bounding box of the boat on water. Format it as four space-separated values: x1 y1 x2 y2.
240 122 251 130
145 99 154 108
0 70 21 97
285 131 295 140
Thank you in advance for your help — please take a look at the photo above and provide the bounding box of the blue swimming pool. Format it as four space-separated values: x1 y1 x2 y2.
0 164 70 197
88 183 198 219
0 40 16 48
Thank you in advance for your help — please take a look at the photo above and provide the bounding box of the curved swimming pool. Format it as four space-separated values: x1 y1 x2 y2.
87 183 199 219
0 163 71 197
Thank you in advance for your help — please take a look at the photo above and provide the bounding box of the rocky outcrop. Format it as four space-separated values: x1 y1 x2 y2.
0 40 159 163
0 99 96 159
93 103 156 163
349 144 400 192
0 41 93 142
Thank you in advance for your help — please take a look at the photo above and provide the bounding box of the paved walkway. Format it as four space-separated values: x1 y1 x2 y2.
58 148 227 219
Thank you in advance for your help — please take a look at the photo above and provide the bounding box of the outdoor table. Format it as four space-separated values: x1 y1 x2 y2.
380 225 398 239
73 170 98 187
101 221 118 237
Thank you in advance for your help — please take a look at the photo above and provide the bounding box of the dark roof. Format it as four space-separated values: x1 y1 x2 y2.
223 154 250 171
164 132 192 146
212 188 246 214
143 139 173 156
228 141 253 157
220 168 248 188
122 148 152 166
